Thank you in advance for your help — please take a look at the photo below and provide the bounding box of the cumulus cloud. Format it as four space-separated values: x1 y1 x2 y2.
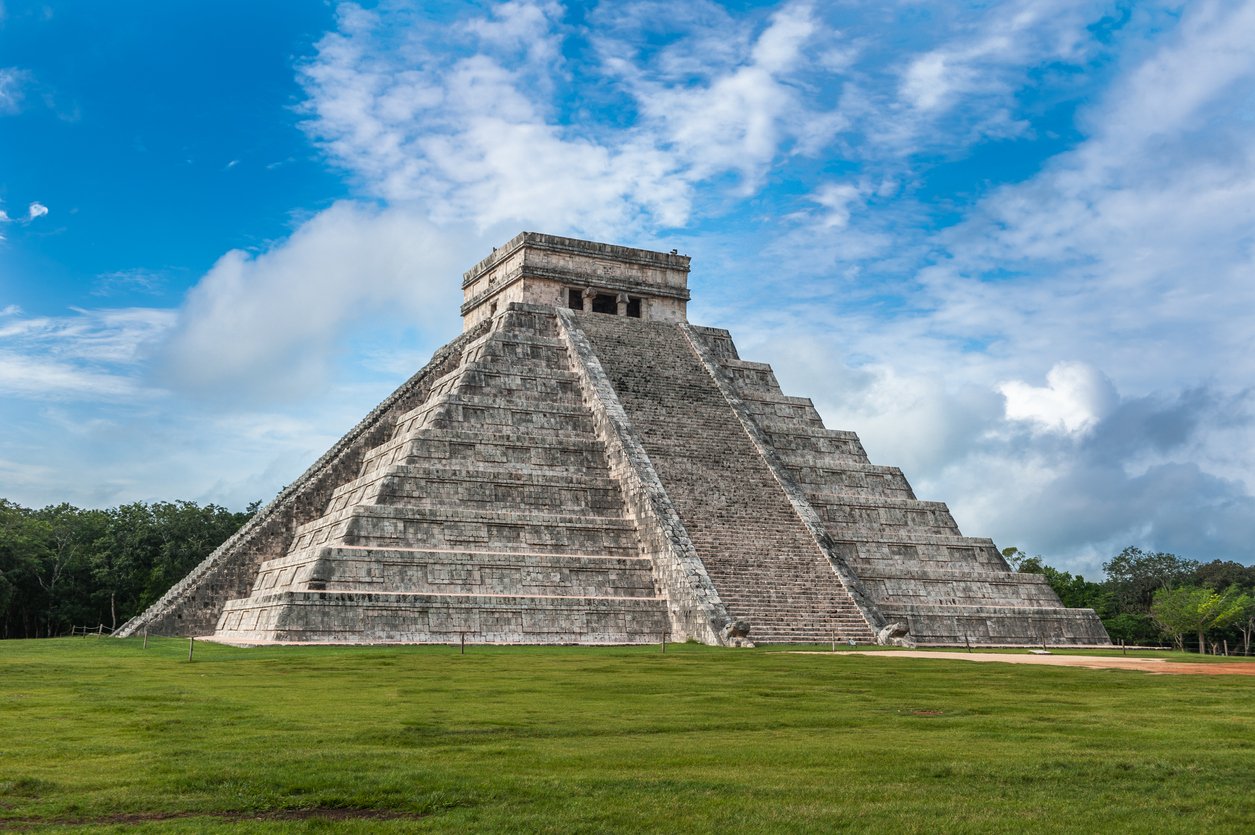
1000 362 1117 435
158 201 484 401
27 201 48 219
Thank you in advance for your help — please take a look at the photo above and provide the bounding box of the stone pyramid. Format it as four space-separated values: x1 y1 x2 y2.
118 233 1110 646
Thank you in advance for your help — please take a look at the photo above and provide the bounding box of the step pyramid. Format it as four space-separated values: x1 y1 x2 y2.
118 232 1110 646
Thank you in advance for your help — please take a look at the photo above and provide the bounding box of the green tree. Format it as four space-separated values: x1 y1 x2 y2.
1150 585 1246 653
1011 551 1110 614
1104 547 1198 613
1001 546 1031 571
1233 592 1255 656
1102 612 1159 645
1192 560 1255 592
1 497 254 638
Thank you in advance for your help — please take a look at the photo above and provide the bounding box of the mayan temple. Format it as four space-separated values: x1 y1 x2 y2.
118 233 1110 647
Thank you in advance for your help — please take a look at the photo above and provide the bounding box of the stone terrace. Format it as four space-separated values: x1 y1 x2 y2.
213 307 670 645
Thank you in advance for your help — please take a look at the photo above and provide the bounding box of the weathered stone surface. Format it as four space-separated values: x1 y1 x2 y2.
119 232 1110 647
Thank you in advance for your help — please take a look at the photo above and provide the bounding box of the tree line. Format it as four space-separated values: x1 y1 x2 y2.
0 498 256 639
1008 546 1255 653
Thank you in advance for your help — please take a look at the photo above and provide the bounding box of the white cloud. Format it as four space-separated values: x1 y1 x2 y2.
1000 362 1117 435
297 3 689 236
298 1 846 235
0 66 27 114
0 351 141 398
604 3 843 189
27 201 47 219
92 268 165 297
158 201 482 401
464 0 563 68
0 306 172 400
898 0 1096 113
809 182 863 230
0 306 173 365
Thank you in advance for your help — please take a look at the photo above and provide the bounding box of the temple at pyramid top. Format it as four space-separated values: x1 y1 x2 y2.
461 231 691 330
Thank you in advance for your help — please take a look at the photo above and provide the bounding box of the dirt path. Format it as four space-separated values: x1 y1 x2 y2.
818 650 1255 676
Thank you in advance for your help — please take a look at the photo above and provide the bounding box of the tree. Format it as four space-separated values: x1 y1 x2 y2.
1234 593 1255 656
1150 585 1246 653
1010 550 1110 614
1192 560 1255 592
1102 612 1159 645
1 498 254 639
1001 546 1031 571
1104 547 1198 613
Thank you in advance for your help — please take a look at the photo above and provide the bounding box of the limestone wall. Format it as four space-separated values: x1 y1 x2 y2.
115 321 490 638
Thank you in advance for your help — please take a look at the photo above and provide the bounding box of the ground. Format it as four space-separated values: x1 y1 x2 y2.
2 639 1253 832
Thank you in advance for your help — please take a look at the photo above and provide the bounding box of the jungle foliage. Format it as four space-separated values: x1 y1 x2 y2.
0 498 255 638
1006 545 1255 652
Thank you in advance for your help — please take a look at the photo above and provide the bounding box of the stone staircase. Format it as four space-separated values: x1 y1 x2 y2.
690 325 1110 645
213 307 670 644
575 313 875 644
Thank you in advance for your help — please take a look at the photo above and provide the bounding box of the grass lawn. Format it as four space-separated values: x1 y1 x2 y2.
2 639 1253 832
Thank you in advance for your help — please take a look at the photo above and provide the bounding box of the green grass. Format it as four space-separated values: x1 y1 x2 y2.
2 639 1254 832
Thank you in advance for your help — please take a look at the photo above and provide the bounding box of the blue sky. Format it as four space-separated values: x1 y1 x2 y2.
2 0 1254 576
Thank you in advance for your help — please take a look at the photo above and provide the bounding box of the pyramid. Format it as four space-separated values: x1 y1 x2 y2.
118 233 1110 646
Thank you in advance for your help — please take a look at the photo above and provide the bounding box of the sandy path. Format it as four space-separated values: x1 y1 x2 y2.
817 650 1255 676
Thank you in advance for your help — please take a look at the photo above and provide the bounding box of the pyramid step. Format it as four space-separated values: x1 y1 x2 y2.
291 505 642 555
327 476 625 517
294 503 637 538
809 495 952 512
329 461 615 503
362 427 611 475
854 563 1031 582
215 591 671 645
394 393 595 438
415 373 585 416
251 546 658 598
751 415 831 434
327 464 621 509
776 447 877 469
883 603 1110 645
